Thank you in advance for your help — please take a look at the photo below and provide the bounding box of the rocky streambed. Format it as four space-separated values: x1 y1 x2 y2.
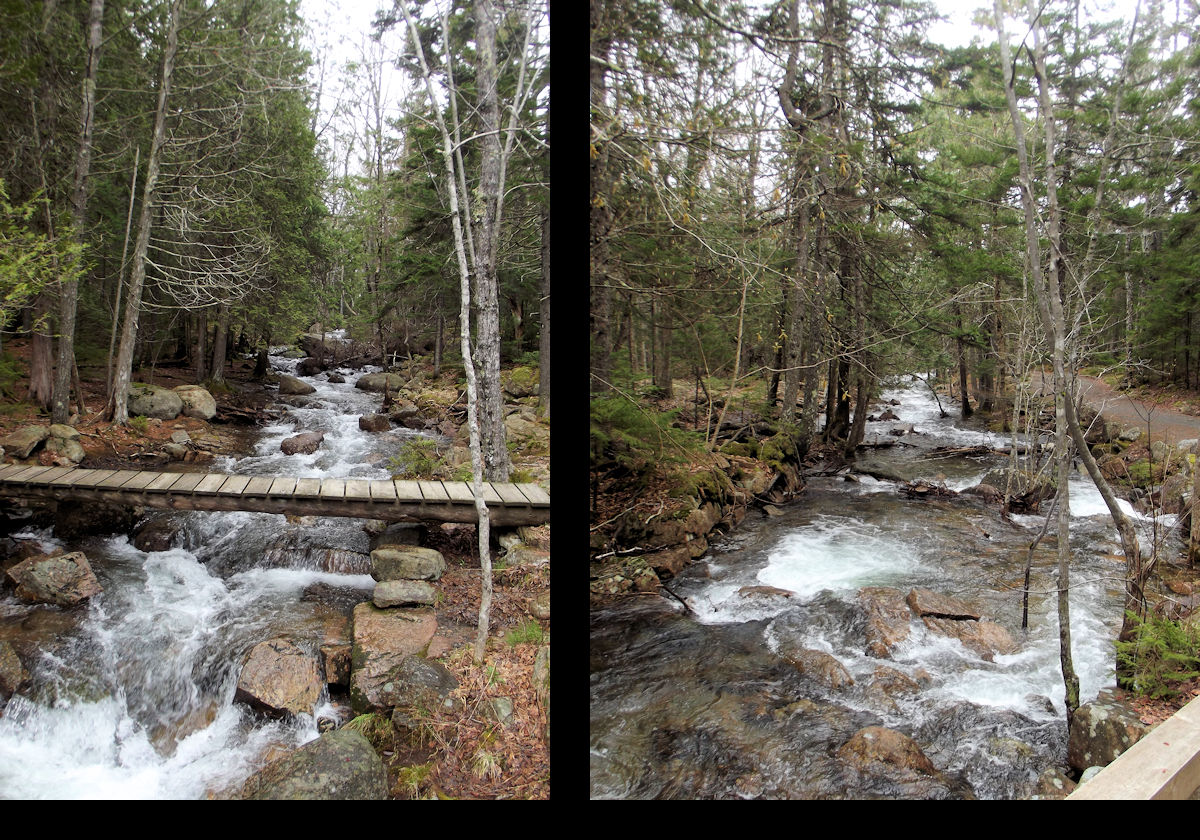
591 378 1174 799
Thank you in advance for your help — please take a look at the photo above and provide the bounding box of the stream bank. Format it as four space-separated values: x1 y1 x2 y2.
591 375 1200 799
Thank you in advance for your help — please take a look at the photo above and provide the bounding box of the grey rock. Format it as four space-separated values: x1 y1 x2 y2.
240 728 387 800
281 431 324 455
127 383 183 419
278 375 316 395
7 551 102 606
370 546 446 582
373 579 437 607
174 385 217 420
1 426 49 459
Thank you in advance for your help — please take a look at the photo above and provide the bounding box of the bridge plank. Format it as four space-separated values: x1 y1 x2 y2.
481 483 503 505
442 482 474 503
343 479 371 500
146 472 186 492
50 468 91 487
319 478 345 499
170 473 206 493
293 477 322 497
393 479 422 501
222 476 253 495
25 466 74 485
121 471 160 491
369 479 397 502
268 477 296 496
0 464 30 480
99 470 142 488
70 468 116 487
7 466 55 482
418 481 449 502
242 476 273 496
194 474 229 494
493 483 529 506
513 483 550 506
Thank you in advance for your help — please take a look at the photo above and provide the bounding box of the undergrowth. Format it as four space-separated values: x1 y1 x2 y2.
1115 612 1200 699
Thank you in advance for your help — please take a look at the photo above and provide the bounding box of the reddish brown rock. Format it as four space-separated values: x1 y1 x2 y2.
906 588 981 620
858 586 913 658
281 431 324 455
7 551 102 607
234 638 324 717
837 726 939 777
922 616 1018 662
784 648 854 690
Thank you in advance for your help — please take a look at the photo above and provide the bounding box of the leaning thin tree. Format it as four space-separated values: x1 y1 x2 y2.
395 0 539 663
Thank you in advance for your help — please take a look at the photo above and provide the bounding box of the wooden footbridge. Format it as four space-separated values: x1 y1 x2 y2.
0 464 549 527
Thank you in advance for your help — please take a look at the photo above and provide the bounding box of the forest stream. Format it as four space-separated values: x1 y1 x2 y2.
0 337 439 799
589 377 1172 800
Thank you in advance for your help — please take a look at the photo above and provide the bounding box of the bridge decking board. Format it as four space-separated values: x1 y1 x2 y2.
0 467 548 526
514 483 550 506
121 471 160 491
223 476 253 495
493 483 529 506
241 476 272 496
146 472 186 492
170 473 206 493
369 480 397 502
293 477 322 497
393 479 421 501
442 482 474 504
26 466 74 485
268 477 296 496
343 479 372 501
418 481 449 502
193 474 228 494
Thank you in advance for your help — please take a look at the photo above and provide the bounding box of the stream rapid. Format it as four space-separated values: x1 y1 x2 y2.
590 376 1177 800
0 337 433 799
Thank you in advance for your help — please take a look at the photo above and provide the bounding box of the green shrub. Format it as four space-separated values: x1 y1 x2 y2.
129 415 149 435
590 393 704 474
1115 612 1200 699
504 619 546 647
0 351 21 398
389 438 445 479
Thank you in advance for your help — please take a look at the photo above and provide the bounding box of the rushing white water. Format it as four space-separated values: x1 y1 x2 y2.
0 340 419 799
681 379 1139 725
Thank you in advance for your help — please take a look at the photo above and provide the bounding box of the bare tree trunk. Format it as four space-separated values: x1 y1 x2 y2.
54 0 104 424
108 0 180 424
538 207 550 419
210 302 229 383
28 295 53 410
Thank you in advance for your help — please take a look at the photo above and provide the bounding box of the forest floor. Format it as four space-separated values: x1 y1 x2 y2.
0 338 550 800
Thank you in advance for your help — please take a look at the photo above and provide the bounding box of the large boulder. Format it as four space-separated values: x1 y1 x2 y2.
281 431 324 455
127 383 183 419
234 638 324 718
370 546 446 582
43 435 85 465
174 385 217 420
1 426 49 459
1067 690 1148 772
501 365 539 399
349 603 437 714
240 728 387 800
6 551 102 606
355 372 406 394
837 726 974 799
278 375 316 396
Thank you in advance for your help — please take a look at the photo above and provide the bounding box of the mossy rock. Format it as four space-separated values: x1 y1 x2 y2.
502 366 539 398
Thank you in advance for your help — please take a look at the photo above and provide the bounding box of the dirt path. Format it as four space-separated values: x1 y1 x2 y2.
1035 372 1200 447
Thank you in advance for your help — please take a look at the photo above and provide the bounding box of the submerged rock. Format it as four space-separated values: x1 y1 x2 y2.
857 586 912 659
783 648 855 690
0 640 28 700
